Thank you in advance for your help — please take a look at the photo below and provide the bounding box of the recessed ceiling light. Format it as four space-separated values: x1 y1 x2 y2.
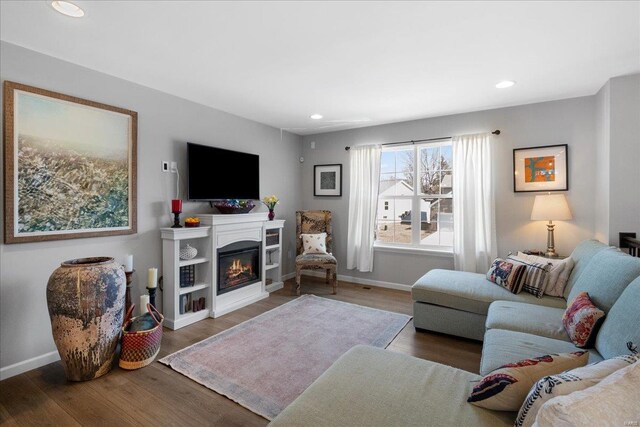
496 80 516 89
310 114 323 120
51 1 85 18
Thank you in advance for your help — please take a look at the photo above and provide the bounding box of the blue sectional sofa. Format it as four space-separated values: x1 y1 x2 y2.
270 240 640 426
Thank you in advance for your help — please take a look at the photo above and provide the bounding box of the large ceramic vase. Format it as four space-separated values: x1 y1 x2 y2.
47 257 125 381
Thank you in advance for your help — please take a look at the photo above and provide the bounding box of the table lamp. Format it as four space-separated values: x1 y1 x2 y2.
530 194 572 258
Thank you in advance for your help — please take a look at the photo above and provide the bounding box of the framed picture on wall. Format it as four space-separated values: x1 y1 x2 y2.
314 164 342 197
513 144 568 193
3 81 138 243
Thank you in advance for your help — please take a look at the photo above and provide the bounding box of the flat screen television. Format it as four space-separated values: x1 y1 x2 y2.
187 143 260 200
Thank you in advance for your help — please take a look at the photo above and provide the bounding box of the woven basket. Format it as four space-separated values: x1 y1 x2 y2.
119 304 163 370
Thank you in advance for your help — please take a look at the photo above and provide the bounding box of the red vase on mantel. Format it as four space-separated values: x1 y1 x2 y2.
268 209 275 221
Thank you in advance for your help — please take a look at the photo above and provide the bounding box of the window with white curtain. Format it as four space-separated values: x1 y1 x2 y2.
376 140 453 249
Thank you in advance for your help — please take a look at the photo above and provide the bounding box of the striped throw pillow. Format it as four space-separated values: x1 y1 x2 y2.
507 255 551 298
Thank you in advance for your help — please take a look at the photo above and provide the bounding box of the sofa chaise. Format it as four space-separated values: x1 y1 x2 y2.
270 240 640 426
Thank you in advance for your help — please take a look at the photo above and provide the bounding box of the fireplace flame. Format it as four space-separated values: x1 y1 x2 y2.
227 258 252 279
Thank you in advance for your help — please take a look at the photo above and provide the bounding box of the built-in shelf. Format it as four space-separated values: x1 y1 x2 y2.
179 283 210 295
179 257 209 267
265 263 279 271
265 244 280 250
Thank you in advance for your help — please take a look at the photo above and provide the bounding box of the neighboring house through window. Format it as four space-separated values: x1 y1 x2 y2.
376 140 453 249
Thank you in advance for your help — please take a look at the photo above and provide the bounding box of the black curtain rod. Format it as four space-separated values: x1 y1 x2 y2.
344 129 501 151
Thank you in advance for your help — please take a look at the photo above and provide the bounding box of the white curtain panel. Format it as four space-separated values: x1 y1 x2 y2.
452 133 497 273
347 145 381 272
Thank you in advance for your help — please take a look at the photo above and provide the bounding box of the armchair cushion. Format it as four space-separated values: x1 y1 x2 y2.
296 253 337 266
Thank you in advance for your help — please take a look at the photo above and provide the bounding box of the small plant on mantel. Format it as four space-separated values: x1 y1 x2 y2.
262 195 279 221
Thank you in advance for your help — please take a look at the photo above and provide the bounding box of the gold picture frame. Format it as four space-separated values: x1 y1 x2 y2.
3 81 137 243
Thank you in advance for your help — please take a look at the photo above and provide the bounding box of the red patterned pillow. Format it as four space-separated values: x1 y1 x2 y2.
563 292 605 348
486 258 527 294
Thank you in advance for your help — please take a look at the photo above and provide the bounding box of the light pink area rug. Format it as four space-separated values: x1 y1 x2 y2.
160 295 411 419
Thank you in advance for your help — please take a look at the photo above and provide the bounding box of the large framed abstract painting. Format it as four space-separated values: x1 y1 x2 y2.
3 81 137 243
314 164 342 197
513 144 568 193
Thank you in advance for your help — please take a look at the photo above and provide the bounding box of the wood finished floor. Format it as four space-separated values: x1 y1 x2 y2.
0 277 482 426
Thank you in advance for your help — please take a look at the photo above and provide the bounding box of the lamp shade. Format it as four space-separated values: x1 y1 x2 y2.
531 194 573 221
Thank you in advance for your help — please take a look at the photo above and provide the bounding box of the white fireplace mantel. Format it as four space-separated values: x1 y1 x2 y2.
200 213 284 318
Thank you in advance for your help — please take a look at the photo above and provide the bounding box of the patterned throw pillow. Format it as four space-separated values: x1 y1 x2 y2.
563 291 605 348
534 360 640 427
486 258 527 294
517 252 575 297
300 232 328 255
507 255 551 298
467 351 588 411
515 354 639 427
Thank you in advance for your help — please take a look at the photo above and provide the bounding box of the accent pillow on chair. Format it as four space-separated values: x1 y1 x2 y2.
300 232 328 255
514 353 639 427
467 351 588 411
563 291 605 348
486 258 527 294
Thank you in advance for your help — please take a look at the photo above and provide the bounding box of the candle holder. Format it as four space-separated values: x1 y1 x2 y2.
171 199 183 228
147 286 157 309
171 211 183 228
124 270 135 314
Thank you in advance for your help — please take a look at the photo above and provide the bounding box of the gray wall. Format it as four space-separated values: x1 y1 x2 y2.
594 81 611 243
301 97 598 286
608 74 640 244
593 73 640 246
0 42 302 375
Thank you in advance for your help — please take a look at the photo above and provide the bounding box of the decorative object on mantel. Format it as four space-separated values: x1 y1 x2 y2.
179 244 198 260
262 195 280 220
147 268 158 308
531 193 573 258
119 303 164 370
513 144 568 192
314 164 342 196
214 199 256 214
160 295 411 420
184 217 201 227
171 199 183 228
46 257 125 381
3 81 138 244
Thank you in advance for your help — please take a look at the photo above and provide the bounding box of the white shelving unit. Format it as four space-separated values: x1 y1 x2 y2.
161 226 212 330
161 215 285 328
264 221 285 293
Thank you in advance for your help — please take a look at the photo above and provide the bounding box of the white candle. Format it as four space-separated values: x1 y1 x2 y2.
125 254 133 272
147 268 158 288
139 295 149 314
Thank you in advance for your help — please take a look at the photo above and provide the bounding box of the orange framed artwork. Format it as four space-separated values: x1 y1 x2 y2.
3 81 138 243
513 144 568 193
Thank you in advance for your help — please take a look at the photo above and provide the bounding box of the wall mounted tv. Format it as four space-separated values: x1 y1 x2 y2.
187 143 260 200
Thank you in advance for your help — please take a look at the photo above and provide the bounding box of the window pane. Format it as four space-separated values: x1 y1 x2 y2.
419 146 442 194
440 172 453 195
440 145 453 168
376 198 412 244
419 198 435 242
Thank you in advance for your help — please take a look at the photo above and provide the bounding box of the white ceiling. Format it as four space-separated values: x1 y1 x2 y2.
1 1 639 135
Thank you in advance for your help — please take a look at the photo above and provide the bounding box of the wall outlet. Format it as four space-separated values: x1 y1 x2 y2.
310 141 316 149
170 161 178 172
161 161 169 172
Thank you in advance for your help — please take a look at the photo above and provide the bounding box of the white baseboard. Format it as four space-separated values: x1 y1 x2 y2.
299 270 411 292
0 350 60 381
282 272 296 281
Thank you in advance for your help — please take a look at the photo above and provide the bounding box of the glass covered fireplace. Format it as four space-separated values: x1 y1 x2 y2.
217 241 261 295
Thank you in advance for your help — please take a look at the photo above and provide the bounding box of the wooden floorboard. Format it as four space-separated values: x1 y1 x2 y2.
0 277 482 426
